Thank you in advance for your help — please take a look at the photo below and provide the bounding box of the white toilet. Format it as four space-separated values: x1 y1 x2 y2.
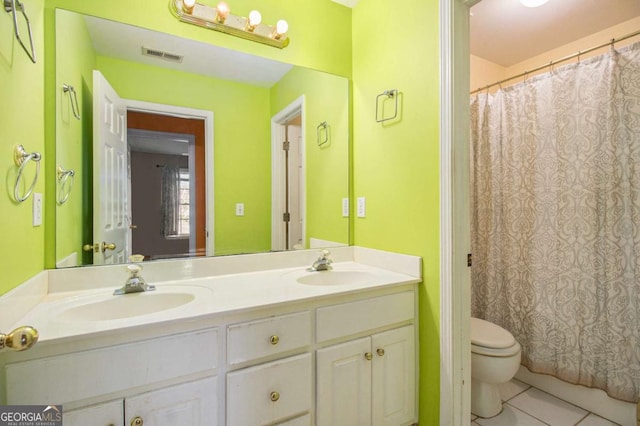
470 317 522 418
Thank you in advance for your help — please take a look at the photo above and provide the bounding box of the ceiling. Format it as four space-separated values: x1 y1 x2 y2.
82 14 293 87
470 0 640 67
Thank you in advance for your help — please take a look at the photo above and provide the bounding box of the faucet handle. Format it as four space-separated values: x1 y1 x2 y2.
318 249 331 260
127 264 142 275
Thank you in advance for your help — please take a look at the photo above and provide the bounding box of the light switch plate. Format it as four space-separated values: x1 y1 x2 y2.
235 203 244 216
342 198 349 217
33 193 43 226
357 197 366 218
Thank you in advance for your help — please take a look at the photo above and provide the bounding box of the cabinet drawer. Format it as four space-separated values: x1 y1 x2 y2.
227 311 311 365
64 399 123 426
227 353 312 425
316 291 414 343
5 328 219 405
278 413 311 425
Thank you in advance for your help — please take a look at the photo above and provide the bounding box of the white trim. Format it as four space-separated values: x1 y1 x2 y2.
440 0 472 425
124 99 215 257
271 95 306 251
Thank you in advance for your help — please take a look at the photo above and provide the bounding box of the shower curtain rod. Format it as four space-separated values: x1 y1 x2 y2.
470 28 640 95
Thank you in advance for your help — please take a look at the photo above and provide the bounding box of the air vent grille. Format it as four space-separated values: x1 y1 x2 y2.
141 47 184 63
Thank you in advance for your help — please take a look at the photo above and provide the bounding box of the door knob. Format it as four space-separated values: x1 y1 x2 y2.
102 242 116 252
130 417 143 426
0 326 39 352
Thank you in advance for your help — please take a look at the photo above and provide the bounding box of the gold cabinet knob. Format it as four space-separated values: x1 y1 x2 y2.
377 348 385 356
364 352 373 361
269 335 280 345
102 242 116 252
83 243 97 252
130 416 143 426
0 326 39 352
129 225 138 230
270 391 280 402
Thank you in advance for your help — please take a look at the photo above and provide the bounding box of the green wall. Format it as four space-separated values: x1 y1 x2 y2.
0 0 45 295
270 66 350 247
352 0 441 423
55 9 96 265
96 56 272 256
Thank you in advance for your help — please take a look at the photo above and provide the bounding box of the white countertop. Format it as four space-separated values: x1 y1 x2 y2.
1 247 422 344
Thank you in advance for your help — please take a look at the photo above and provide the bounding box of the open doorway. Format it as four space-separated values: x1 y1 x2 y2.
127 111 206 260
271 96 305 251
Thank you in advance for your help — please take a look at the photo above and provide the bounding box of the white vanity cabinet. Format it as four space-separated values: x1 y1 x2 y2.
64 376 218 426
4 328 219 426
226 311 313 425
315 292 417 426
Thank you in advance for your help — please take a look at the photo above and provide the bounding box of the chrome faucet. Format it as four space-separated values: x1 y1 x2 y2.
114 264 156 295
307 250 333 272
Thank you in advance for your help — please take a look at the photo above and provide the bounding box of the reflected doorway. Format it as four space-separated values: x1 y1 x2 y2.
271 96 306 251
127 111 206 260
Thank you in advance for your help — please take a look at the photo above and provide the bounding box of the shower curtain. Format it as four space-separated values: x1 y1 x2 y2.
470 41 640 402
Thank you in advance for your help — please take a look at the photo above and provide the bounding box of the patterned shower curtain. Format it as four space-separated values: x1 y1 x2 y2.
470 42 640 402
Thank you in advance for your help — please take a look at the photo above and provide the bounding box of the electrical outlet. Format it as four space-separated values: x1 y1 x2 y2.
235 203 244 216
342 198 349 217
357 197 366 218
33 193 43 226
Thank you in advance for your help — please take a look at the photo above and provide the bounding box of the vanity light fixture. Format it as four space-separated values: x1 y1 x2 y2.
170 0 290 49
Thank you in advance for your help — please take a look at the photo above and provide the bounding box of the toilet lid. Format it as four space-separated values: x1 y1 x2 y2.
470 317 516 349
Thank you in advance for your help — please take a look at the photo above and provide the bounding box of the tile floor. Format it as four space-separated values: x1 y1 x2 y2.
471 379 621 426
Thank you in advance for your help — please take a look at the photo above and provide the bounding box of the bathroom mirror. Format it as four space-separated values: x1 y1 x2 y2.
54 9 350 268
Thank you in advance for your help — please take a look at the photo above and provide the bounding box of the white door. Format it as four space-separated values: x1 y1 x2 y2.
63 399 123 426
371 325 416 426
93 70 129 264
125 376 218 426
316 337 372 426
287 122 304 249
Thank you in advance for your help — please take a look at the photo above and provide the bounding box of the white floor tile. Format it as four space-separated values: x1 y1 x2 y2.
509 388 588 426
577 413 619 426
475 403 547 426
499 379 531 401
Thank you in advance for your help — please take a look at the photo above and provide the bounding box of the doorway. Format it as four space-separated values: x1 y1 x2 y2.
271 96 306 251
127 111 206 260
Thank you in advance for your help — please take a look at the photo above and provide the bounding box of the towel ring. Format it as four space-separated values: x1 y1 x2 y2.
316 121 329 146
62 84 81 120
57 166 75 205
4 0 36 63
13 145 41 203
375 89 398 123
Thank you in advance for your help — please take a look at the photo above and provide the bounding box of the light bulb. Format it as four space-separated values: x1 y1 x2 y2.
275 19 288 38
249 10 262 26
246 10 261 31
182 0 196 13
519 0 549 7
215 1 230 23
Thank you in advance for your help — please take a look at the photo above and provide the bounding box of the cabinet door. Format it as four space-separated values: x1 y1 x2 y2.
63 400 123 426
316 337 372 426
125 376 217 426
371 325 416 426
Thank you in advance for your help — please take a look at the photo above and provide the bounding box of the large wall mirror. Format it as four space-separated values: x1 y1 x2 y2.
54 9 350 268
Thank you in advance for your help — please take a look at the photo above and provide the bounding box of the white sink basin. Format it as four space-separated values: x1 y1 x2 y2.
296 270 376 286
53 286 212 322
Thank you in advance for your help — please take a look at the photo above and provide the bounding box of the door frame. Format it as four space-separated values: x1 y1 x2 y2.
271 95 306 251
439 0 476 424
125 99 215 256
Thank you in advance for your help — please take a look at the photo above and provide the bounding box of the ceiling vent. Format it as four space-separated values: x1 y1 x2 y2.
141 47 184 63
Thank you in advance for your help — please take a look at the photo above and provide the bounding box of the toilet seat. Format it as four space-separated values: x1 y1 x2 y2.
471 317 521 357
